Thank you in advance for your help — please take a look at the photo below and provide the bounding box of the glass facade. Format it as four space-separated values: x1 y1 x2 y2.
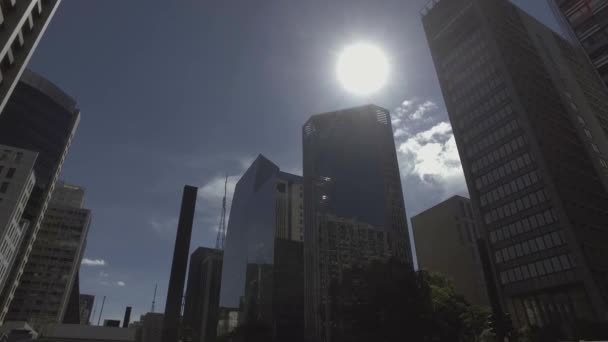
423 0 608 330
302 104 411 342
218 155 304 341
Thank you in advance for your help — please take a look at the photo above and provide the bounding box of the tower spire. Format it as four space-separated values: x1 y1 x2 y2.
215 175 228 250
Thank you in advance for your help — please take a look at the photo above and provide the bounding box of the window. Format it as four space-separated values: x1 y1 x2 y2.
0 182 8 194
5 168 15 179
592 144 600 153
584 129 593 139
600 159 608 169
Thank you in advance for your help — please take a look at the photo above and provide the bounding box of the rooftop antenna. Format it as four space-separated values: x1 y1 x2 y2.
151 283 158 312
215 175 228 250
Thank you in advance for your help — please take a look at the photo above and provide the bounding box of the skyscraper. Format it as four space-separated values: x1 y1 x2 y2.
0 69 80 323
0 0 63 114
5 182 91 327
183 247 223 342
0 146 36 294
162 185 198 342
218 155 304 342
548 0 608 89
423 0 608 330
302 104 411 342
412 196 489 307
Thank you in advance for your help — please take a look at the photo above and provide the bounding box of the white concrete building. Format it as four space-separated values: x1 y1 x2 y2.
0 146 36 293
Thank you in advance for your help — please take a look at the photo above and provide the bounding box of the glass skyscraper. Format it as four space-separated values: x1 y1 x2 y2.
302 104 411 342
423 0 608 332
218 155 304 342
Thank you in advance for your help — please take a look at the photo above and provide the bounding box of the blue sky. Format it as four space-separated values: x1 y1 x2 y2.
28 0 559 322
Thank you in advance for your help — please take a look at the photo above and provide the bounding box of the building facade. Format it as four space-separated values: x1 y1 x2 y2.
78 295 94 325
218 155 304 341
549 0 608 89
412 196 489 307
0 69 80 323
422 0 608 329
0 146 36 293
183 247 223 342
0 0 62 114
139 313 163 342
6 182 91 327
302 104 412 342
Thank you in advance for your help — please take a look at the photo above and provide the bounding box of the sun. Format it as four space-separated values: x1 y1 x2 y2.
337 43 389 95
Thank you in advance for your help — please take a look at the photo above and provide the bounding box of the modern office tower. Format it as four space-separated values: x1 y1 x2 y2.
412 196 489 307
219 155 304 342
302 104 411 342
0 0 63 115
5 182 91 327
78 294 94 325
162 185 198 342
548 0 608 89
183 247 223 342
0 146 36 293
422 0 608 330
0 69 79 323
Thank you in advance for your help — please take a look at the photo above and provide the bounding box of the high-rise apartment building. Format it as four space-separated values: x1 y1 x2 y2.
422 0 608 329
412 196 489 307
183 247 223 342
549 0 608 89
219 155 304 342
0 146 36 294
0 0 62 114
0 69 79 323
5 182 90 327
302 104 411 342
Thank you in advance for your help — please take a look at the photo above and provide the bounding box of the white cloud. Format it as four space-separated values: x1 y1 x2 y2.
81 258 106 267
391 98 468 216
99 271 109 278
149 217 178 236
116 281 126 287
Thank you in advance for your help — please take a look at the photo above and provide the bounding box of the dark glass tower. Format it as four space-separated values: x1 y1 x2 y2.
549 0 608 89
183 247 223 342
0 69 80 323
218 155 304 342
423 0 608 331
302 104 411 342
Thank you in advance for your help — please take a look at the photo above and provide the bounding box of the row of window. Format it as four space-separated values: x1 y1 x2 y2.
466 119 519 158
495 230 566 264
456 87 509 131
449 64 500 100
449 53 492 87
476 153 534 190
454 78 509 116
490 208 559 244
471 135 527 173
461 104 515 142
480 170 540 207
484 189 549 225
440 29 483 69
499 254 576 285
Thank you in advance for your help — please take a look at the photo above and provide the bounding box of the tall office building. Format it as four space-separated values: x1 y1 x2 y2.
302 104 411 342
162 185 198 342
412 196 489 307
549 0 608 89
0 146 36 294
0 0 62 114
422 0 608 330
5 182 90 327
183 247 223 342
219 155 304 342
78 294 94 325
0 69 80 323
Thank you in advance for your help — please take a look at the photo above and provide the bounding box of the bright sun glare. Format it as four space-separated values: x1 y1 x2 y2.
337 43 389 95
